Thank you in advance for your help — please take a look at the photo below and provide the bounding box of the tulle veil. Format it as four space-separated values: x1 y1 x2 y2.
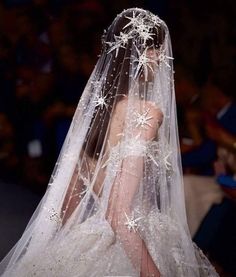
0 8 218 277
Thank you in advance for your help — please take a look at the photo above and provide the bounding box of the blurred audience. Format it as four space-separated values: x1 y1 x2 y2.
175 66 217 175
0 0 106 192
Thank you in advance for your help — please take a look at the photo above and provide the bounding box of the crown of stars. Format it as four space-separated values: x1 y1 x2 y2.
104 9 174 77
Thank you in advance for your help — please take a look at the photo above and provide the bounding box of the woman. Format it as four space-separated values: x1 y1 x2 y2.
0 8 218 276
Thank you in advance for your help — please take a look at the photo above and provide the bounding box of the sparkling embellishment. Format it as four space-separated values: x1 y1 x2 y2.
158 50 174 68
163 150 172 170
124 212 142 232
133 47 158 81
107 32 131 57
102 141 121 170
133 17 154 45
137 27 154 45
44 207 62 223
93 94 109 109
123 11 141 30
91 80 103 90
79 176 92 198
133 108 153 129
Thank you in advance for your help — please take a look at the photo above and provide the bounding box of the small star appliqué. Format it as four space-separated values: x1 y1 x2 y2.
93 94 109 109
163 150 172 170
133 108 153 129
78 176 92 198
158 50 174 69
124 212 142 232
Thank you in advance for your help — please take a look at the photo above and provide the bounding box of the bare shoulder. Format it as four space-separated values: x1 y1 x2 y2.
114 98 129 113
142 101 163 122
115 98 163 122
116 98 162 114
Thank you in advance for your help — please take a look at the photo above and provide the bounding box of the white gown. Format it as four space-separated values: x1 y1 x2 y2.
2 140 217 277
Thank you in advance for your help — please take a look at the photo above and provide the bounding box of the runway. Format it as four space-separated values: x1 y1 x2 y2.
0 182 41 260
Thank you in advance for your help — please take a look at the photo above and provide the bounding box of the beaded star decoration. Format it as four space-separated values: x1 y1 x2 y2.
104 8 173 80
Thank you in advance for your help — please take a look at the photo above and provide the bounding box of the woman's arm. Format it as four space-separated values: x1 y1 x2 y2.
106 100 162 276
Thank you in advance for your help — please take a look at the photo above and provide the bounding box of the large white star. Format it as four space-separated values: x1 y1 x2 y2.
107 32 131 57
61 153 77 162
123 11 141 30
133 47 158 81
158 50 174 69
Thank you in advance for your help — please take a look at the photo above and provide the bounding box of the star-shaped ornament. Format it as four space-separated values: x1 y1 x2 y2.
133 108 153 129
133 47 158 81
93 94 109 110
123 11 142 30
78 176 92 198
163 150 172 170
101 140 121 169
158 51 174 69
124 212 142 232
149 14 162 27
138 29 154 46
107 32 131 57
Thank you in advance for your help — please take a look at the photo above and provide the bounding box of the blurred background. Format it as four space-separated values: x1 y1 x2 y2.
0 0 235 276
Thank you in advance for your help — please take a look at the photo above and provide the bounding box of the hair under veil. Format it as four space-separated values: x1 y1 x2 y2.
0 8 218 277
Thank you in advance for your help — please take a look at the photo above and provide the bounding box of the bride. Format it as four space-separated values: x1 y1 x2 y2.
0 8 218 277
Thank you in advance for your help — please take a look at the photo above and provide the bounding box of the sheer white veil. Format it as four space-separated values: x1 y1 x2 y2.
0 8 218 277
